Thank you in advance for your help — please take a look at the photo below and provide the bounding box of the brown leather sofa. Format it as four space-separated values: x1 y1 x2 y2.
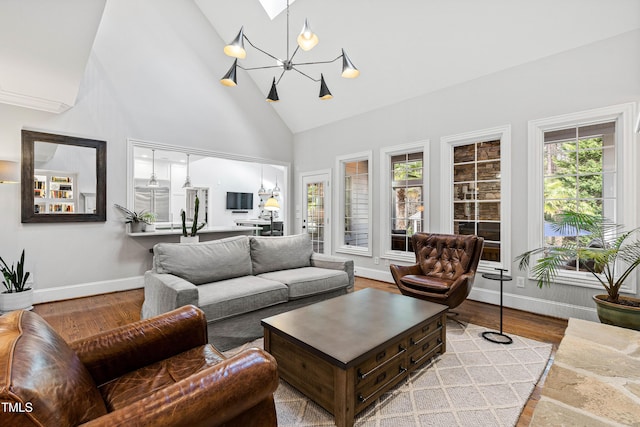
390 233 484 309
0 305 279 427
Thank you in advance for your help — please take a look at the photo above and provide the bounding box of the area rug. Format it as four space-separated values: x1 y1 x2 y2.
224 320 552 427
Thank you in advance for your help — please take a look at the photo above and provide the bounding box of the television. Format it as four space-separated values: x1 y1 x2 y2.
226 192 253 210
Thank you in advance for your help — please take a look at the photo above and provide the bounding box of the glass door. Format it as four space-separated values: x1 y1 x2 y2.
302 171 331 254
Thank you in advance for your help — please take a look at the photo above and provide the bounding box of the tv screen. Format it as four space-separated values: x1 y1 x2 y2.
226 192 253 210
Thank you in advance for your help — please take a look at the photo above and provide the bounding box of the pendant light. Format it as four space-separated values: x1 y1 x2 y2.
258 164 266 194
183 153 192 188
273 175 281 196
148 149 159 187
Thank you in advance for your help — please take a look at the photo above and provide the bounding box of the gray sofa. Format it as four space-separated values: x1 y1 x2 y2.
142 233 354 350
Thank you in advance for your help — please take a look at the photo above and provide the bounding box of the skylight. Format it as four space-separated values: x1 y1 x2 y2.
258 0 297 20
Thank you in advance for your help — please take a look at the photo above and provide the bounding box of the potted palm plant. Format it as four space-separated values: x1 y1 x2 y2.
516 210 640 330
0 249 33 313
180 196 205 243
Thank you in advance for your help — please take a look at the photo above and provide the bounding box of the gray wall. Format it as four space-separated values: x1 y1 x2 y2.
293 30 640 320
0 0 292 302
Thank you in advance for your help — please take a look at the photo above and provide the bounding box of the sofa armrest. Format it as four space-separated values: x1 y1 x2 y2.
311 252 355 289
70 305 208 386
141 271 199 319
80 348 279 427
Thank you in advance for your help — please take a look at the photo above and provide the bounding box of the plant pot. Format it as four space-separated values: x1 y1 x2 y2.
0 288 34 314
130 221 144 233
180 235 200 243
143 223 156 232
593 294 640 331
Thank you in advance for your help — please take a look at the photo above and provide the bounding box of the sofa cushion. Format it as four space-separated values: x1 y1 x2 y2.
153 236 252 285
99 344 225 411
0 310 107 426
258 267 349 300
250 234 313 275
198 276 288 321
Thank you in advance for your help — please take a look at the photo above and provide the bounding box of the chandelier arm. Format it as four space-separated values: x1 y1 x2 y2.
243 35 285 63
291 67 321 82
288 45 301 62
275 69 287 85
292 54 343 67
238 64 285 71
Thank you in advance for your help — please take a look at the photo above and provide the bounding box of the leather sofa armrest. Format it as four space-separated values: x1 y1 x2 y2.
141 271 199 319
80 348 279 427
70 305 208 386
311 252 355 289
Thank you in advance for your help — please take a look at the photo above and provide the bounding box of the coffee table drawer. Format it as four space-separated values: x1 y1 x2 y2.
355 356 408 412
409 316 444 347
409 332 444 369
355 339 407 380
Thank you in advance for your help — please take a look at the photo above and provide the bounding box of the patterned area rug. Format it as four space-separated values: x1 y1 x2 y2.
225 320 552 427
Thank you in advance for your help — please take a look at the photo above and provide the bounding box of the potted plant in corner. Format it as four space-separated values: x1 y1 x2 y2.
516 210 640 330
180 196 206 243
114 204 147 233
0 249 33 313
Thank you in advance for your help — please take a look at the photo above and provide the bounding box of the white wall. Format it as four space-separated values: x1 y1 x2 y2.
0 0 292 302
293 30 640 320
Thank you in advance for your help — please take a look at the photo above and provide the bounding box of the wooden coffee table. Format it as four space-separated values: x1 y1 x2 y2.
261 288 447 427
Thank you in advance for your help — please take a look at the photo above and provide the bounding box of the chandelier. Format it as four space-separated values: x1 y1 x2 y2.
219 0 360 102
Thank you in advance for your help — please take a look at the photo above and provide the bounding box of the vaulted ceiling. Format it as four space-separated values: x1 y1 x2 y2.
1 0 639 133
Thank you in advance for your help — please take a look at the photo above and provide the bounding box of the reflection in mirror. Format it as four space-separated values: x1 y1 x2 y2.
21 130 106 223
33 142 97 214
128 141 287 230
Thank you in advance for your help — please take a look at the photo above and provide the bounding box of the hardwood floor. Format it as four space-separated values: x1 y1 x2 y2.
33 277 567 426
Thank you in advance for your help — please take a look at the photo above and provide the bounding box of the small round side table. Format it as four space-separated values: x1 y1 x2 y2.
481 268 513 344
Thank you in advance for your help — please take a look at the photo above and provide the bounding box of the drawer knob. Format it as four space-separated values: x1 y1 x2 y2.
376 350 387 362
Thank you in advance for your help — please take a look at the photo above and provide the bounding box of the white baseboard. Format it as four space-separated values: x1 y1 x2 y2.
354 266 598 321
33 276 144 304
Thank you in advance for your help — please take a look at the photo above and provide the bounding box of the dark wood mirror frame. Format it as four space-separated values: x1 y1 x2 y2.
21 130 107 223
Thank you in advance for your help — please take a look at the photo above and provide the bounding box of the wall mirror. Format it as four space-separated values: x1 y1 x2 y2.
21 130 107 223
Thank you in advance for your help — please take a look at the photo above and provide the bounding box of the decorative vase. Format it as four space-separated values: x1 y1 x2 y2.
0 288 34 314
180 235 200 243
593 294 640 331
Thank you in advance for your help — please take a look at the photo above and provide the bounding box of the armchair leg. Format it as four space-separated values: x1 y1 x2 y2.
446 311 467 327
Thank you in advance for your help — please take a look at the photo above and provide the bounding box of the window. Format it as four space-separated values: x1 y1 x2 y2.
380 142 428 260
441 126 511 270
528 103 637 290
453 140 502 262
337 151 372 255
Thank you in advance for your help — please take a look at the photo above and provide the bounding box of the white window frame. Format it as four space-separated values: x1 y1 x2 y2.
335 151 373 256
380 141 429 262
440 125 512 273
527 103 638 292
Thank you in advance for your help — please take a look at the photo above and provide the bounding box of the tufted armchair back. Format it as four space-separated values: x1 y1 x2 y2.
413 233 480 279
390 233 484 309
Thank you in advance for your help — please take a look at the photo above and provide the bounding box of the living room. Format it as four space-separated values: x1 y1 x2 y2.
1 1 639 426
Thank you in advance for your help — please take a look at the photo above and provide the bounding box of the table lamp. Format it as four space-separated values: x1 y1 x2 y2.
263 196 280 233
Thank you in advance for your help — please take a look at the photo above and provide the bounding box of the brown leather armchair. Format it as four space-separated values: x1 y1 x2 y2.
0 305 279 427
390 233 484 309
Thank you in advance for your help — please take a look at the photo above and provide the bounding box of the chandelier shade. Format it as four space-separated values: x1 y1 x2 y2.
219 0 358 101
266 78 279 102
319 74 332 100
297 19 318 51
224 27 246 59
341 49 360 79
220 59 238 87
